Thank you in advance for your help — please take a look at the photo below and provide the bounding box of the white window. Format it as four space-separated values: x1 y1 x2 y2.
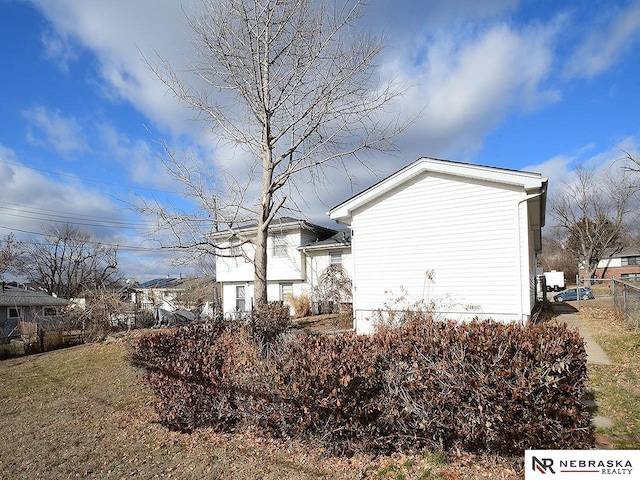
229 237 241 256
272 234 288 257
330 252 342 265
236 285 246 311
8 307 21 319
280 283 293 303
228 237 249 262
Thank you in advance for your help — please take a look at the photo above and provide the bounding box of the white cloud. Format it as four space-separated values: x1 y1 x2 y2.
30 0 636 231
523 137 640 204
386 19 562 161
28 0 197 137
565 1 640 79
40 29 78 72
22 106 89 158
0 144 125 237
95 123 174 191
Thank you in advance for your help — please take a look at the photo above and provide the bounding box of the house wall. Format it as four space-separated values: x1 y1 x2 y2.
302 248 354 291
595 265 640 279
597 257 623 268
216 231 305 283
348 171 533 334
595 255 640 279
220 280 308 315
1 305 65 341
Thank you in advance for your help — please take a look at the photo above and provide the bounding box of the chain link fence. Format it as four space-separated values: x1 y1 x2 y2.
612 278 640 330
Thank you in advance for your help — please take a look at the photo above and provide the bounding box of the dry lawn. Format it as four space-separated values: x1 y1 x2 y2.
575 300 640 449
0 327 523 479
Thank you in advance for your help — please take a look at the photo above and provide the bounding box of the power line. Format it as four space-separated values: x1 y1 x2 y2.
0 159 179 195
0 223 178 253
0 201 155 230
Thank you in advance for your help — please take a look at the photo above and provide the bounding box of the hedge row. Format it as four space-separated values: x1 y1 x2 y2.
129 315 594 455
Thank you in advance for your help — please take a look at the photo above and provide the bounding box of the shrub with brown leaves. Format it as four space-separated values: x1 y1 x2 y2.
130 313 594 455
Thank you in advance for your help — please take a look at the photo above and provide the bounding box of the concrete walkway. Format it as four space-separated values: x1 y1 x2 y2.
551 304 612 365
550 303 615 438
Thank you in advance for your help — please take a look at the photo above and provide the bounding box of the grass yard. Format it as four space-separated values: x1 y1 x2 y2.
0 329 524 479
576 301 640 449
3 302 638 478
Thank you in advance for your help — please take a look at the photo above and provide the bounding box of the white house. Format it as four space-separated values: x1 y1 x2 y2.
133 277 218 314
329 157 548 334
212 217 353 314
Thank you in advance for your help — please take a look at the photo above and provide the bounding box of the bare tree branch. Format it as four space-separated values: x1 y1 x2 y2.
550 162 640 284
141 0 408 305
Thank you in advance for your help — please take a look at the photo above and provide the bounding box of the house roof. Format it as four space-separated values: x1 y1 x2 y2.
136 277 185 289
299 230 351 252
329 157 548 226
135 276 216 290
601 247 640 259
0 285 69 308
209 216 337 240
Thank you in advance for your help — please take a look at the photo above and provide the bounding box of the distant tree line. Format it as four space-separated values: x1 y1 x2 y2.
1 223 120 298
544 153 640 283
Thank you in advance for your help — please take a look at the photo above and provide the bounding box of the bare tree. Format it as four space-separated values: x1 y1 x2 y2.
1 233 18 280
550 163 639 284
310 264 352 313
624 152 640 172
141 0 406 306
15 224 120 298
538 235 578 282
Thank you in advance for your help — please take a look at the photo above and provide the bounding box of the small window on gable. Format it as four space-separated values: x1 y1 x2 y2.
273 233 287 257
228 237 248 262
229 237 241 256
330 252 342 265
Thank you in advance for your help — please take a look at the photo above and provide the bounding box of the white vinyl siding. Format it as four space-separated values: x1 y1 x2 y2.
350 172 527 330
217 232 305 283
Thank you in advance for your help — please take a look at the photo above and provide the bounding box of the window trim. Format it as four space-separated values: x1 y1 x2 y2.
280 282 293 303
272 233 288 257
235 285 246 311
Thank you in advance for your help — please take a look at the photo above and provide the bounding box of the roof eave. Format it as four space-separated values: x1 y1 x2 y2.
329 157 548 224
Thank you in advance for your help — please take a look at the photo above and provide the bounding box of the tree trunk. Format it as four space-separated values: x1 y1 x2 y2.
254 220 269 307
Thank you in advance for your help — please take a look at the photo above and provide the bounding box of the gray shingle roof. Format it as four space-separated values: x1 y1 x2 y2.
0 285 69 308
300 230 351 251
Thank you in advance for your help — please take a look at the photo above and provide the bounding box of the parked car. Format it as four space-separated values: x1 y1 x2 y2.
553 287 595 302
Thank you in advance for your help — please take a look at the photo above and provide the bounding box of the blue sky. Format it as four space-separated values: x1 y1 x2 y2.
1 0 639 281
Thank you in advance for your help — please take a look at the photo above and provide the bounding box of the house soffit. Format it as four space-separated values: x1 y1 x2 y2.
330 157 547 225
210 218 336 243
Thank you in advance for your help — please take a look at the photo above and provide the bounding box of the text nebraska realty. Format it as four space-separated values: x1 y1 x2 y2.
559 459 632 475
533 456 633 475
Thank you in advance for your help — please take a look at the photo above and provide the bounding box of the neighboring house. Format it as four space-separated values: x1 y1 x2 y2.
212 217 352 314
329 157 548 334
133 276 218 315
0 283 68 342
594 249 640 280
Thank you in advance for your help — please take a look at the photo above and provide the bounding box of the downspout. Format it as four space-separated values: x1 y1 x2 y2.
517 185 546 324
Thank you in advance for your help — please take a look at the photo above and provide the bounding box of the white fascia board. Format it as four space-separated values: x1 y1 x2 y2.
329 157 547 224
